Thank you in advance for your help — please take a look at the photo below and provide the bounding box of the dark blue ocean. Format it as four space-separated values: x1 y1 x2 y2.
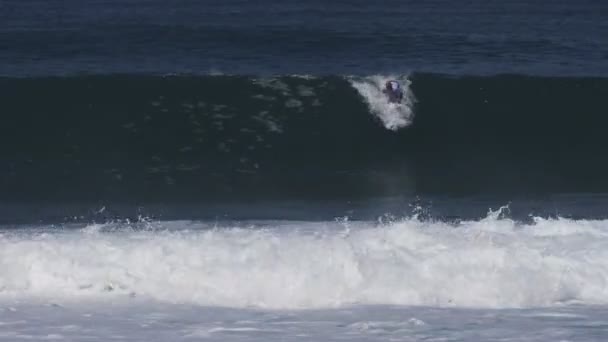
2 0 607 76
0 0 607 222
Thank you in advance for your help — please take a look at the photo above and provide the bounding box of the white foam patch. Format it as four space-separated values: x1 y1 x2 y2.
1 213 608 309
350 75 416 130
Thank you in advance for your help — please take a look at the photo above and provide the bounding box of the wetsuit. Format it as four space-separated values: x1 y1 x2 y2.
384 80 404 104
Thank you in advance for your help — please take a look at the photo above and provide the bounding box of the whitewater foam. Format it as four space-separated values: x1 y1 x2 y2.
1 214 608 309
350 75 416 130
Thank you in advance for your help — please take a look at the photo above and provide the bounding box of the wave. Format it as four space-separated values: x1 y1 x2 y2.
2 212 608 309
0 73 607 202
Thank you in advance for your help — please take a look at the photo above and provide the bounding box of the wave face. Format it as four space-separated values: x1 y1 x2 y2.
2 214 608 309
1 74 607 204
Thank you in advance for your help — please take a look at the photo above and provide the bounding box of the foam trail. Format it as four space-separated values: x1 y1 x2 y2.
350 75 416 130
1 214 608 309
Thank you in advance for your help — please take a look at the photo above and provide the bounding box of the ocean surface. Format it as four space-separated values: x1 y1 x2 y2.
1 0 608 341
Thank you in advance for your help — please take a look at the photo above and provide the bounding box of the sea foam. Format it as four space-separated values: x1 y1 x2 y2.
1 213 607 309
350 75 416 130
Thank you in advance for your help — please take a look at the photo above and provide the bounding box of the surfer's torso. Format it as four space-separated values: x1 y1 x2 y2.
384 80 403 104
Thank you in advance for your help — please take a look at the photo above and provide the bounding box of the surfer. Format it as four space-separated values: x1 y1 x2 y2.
383 80 403 104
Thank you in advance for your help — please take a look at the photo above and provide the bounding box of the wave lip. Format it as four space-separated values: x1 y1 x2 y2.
1 214 608 309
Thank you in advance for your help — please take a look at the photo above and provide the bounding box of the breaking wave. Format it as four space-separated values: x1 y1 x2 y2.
1 211 608 309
